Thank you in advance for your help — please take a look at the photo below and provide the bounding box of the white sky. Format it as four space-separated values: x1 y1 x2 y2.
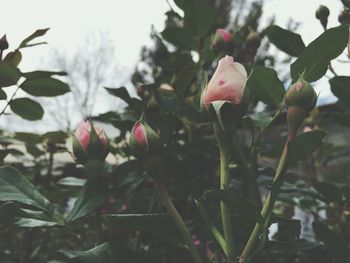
0 0 349 132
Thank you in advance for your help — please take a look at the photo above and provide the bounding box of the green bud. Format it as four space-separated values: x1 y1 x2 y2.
246 31 261 50
315 5 330 29
286 78 317 140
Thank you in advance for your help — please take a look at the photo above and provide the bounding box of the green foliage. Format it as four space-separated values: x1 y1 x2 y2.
291 25 349 81
265 25 305 56
0 166 53 213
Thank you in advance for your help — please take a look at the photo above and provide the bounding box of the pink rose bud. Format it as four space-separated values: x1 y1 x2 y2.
129 120 162 159
133 121 148 147
286 78 317 140
211 29 232 51
202 55 247 108
73 120 109 164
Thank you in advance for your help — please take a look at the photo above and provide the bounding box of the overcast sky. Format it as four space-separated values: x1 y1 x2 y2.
0 0 348 132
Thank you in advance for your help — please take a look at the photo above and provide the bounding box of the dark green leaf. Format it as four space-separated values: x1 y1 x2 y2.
20 78 70 97
312 220 348 261
19 28 49 49
105 87 142 111
183 0 215 38
0 202 60 227
313 182 343 203
0 166 53 213
22 70 67 79
104 213 185 247
0 62 21 87
10 98 44 120
15 132 42 144
245 65 285 106
203 189 263 223
265 25 305 56
161 27 197 49
291 25 349 81
288 130 327 164
66 176 108 223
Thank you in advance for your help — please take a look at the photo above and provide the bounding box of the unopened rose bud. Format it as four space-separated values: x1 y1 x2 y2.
73 121 109 164
129 120 162 159
0 35 9 51
338 9 350 24
246 31 261 50
211 29 232 51
315 5 330 29
286 78 317 140
201 55 247 108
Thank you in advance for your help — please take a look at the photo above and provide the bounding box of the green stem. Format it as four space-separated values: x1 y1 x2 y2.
239 141 289 263
220 148 236 263
213 123 236 263
154 180 203 263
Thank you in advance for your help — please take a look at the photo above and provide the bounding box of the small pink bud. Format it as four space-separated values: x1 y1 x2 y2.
133 121 148 147
211 29 232 51
216 29 232 42
75 121 107 151
73 120 109 164
202 55 247 108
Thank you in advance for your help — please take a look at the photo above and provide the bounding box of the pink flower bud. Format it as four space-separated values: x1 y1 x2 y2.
202 55 247 108
132 121 148 147
73 121 109 164
75 121 107 151
211 29 232 49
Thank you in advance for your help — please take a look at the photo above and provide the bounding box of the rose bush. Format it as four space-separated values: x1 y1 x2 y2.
0 1 349 263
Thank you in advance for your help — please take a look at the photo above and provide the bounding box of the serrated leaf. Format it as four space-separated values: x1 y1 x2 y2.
0 62 21 87
0 166 53 213
10 98 44 120
288 130 326 164
266 25 305 56
104 213 185 247
66 176 108 223
0 202 60 228
20 77 70 97
291 25 349 82
245 65 285 106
